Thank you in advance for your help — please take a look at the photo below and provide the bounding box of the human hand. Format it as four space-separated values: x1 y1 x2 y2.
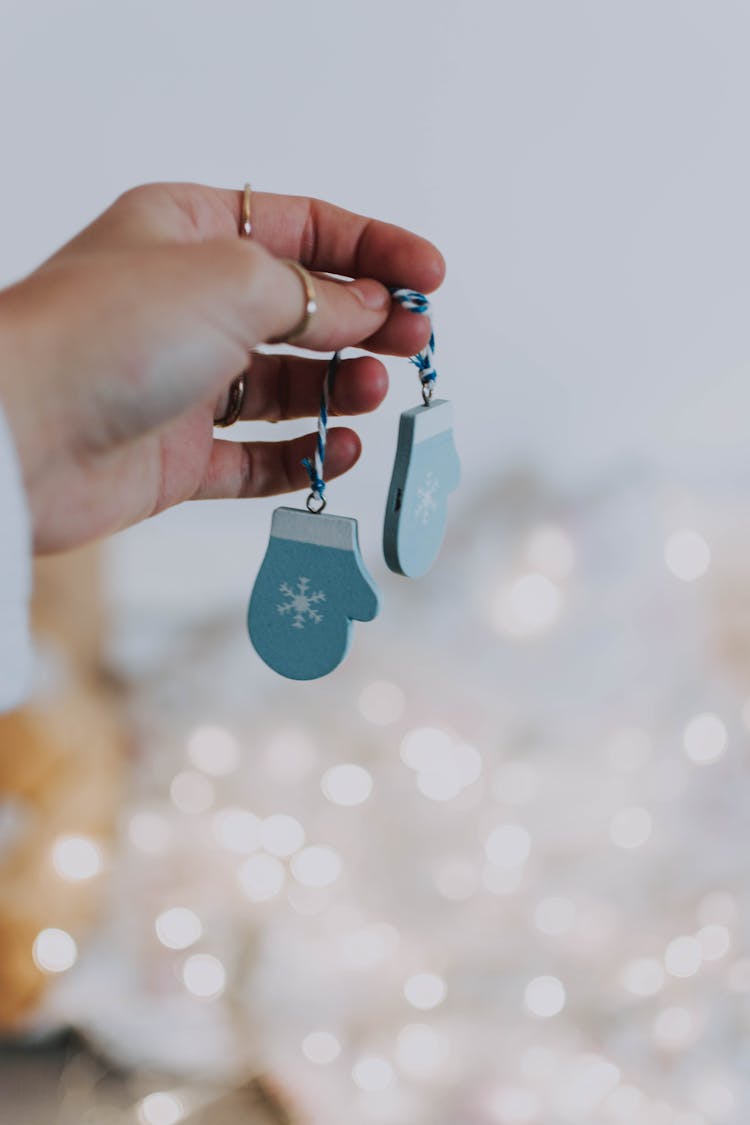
0 182 444 553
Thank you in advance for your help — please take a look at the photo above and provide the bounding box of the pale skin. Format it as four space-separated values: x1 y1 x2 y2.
0 182 445 553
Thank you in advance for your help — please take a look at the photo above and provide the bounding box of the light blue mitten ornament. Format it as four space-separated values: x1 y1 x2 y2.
383 399 461 577
249 507 379 680
248 352 380 680
383 290 460 577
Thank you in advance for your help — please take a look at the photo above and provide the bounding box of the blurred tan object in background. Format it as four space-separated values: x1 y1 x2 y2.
0 545 124 1029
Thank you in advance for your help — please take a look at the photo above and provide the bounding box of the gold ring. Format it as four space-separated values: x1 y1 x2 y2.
215 370 246 427
273 259 318 344
241 182 252 237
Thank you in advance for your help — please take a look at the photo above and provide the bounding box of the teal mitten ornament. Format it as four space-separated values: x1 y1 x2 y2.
383 290 460 578
383 399 461 577
249 507 379 680
248 352 380 680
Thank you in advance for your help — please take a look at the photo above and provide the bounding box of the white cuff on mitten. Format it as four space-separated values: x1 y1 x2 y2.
0 398 32 712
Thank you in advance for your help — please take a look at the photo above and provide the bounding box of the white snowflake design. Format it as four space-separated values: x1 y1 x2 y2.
414 471 440 525
277 576 326 629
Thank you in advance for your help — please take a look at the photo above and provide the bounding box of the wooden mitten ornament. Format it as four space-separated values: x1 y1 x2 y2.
383 399 461 577
249 507 378 680
248 354 380 680
383 290 460 577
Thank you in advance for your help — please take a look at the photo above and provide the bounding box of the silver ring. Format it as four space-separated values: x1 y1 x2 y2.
215 372 246 427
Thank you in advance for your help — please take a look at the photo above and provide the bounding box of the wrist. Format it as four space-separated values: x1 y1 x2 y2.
0 281 62 507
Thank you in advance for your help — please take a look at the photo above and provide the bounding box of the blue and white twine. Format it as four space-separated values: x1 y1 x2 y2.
302 289 435 511
302 350 338 512
389 287 436 405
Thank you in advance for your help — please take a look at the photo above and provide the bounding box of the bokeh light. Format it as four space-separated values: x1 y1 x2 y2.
212 807 260 854
302 1030 341 1065
664 529 711 581
137 1092 185 1125
683 714 727 765
358 680 406 725
51 834 103 880
181 953 225 999
260 813 305 857
291 845 342 888
155 907 202 950
32 928 78 974
169 771 214 814
352 1056 394 1092
404 972 447 1010
322 764 374 806
491 573 562 637
238 853 286 901
186 724 240 776
524 976 566 1018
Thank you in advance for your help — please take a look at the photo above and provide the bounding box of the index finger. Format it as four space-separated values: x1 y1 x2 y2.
168 183 446 293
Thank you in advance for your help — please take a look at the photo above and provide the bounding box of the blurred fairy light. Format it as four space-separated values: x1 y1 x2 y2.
181 953 225 999
238 853 286 901
51 834 103 880
483 1085 541 1123
302 1030 341 1065
358 680 406 726
664 529 711 582
322 763 374 806
212 807 260 854
169 770 214 814
653 1006 698 1049
400 728 482 803
696 924 731 961
621 957 665 997
154 907 202 951
401 727 452 771
395 1023 448 1079
137 1092 185 1125
291 845 342 888
491 761 537 805
262 725 317 784
491 572 562 638
186 724 240 776
665 935 702 978
485 824 531 869
524 976 566 1018
682 713 727 765
128 811 171 854
533 896 575 936
526 523 575 579
352 1056 395 1092
605 727 653 772
404 972 447 1010
260 813 305 857
609 806 653 849
32 927 78 973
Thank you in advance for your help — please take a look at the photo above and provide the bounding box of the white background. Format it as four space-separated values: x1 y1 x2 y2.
2 0 750 610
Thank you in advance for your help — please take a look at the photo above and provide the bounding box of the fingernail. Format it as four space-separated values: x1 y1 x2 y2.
350 280 389 311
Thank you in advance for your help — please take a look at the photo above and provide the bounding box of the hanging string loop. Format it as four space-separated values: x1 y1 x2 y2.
389 288 436 407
